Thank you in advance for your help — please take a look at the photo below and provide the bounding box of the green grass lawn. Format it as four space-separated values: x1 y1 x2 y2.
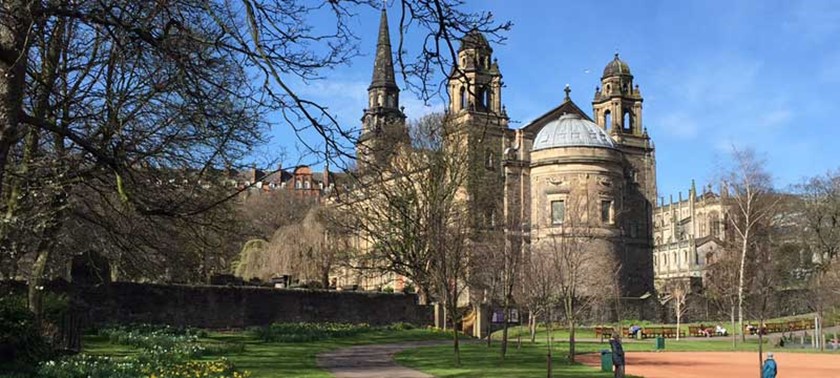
396 341 640 378
83 328 452 377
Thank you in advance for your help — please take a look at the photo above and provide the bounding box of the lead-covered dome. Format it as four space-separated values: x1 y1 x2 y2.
532 113 615 151
603 53 631 78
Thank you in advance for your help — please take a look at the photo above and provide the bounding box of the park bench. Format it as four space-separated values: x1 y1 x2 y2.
594 326 613 341
688 326 713 337
642 326 685 339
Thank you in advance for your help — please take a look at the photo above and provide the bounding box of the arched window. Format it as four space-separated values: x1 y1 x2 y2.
476 88 486 109
304 180 311 189
623 110 632 132
486 90 493 111
459 86 467 111
604 110 612 132
485 150 495 169
295 180 302 189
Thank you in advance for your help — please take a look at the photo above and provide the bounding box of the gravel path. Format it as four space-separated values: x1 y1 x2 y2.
316 340 448 378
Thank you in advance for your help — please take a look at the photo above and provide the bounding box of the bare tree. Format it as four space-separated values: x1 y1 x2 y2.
798 170 840 348
721 147 778 341
704 245 742 347
234 205 346 288
1 0 510 321
667 281 690 341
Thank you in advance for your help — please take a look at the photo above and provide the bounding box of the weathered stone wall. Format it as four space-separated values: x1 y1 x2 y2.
2 281 433 328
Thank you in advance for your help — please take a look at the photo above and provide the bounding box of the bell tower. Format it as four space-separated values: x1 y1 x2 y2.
592 53 644 136
592 53 656 205
448 30 505 118
356 6 407 171
447 30 512 231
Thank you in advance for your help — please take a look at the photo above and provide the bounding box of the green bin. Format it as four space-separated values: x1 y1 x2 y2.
600 349 613 372
655 336 665 350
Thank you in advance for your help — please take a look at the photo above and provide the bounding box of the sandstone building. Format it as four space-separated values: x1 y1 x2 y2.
653 182 729 290
351 8 657 298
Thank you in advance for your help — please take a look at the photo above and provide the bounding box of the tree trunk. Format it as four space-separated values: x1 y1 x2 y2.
452 315 461 367
530 312 537 343
500 297 509 359
28 249 49 326
486 304 492 347
546 309 552 378
676 309 681 341
731 305 736 348
758 315 764 378
738 231 749 342
0 0 34 202
568 318 576 363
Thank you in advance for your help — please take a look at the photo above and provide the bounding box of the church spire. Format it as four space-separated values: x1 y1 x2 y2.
370 7 397 91
357 6 406 172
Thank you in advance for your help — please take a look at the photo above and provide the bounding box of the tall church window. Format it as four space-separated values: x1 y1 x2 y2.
604 110 612 132
601 200 613 224
485 150 495 170
476 88 486 109
459 86 467 111
486 90 493 111
623 110 632 132
551 200 565 225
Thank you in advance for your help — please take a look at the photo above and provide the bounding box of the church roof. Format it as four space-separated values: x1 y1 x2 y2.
521 93 593 137
369 8 398 90
532 113 615 151
460 29 491 51
603 53 632 78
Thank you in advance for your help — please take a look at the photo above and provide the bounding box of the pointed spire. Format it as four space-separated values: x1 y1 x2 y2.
370 7 397 90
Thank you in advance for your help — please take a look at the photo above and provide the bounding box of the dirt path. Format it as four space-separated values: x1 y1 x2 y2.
316 340 448 378
579 351 840 378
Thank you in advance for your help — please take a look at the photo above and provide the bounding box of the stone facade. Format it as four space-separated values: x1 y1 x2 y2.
653 182 728 290
353 11 657 298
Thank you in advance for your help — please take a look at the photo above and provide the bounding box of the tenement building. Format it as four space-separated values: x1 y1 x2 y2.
350 7 656 298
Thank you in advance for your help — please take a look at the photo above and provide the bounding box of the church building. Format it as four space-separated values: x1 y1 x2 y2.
354 7 656 299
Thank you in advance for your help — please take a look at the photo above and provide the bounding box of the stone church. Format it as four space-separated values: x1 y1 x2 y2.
354 8 656 298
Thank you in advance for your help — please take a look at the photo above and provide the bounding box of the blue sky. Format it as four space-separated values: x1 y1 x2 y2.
269 0 840 198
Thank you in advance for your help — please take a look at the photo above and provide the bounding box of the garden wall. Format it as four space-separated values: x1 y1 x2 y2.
2 281 433 329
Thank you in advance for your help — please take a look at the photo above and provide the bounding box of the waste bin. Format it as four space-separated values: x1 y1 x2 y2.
600 349 613 372
655 336 665 350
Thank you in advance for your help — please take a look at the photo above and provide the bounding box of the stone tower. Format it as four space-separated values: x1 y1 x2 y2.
356 7 407 171
447 30 511 230
592 53 656 205
592 54 657 296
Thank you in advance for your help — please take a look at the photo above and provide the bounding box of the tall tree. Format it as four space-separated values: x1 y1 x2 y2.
721 147 778 341
0 0 510 319
798 170 840 350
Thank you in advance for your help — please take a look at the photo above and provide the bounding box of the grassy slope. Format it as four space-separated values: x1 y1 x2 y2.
83 328 452 378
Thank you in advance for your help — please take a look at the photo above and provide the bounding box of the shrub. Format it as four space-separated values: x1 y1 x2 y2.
38 355 250 378
0 293 51 370
250 322 372 343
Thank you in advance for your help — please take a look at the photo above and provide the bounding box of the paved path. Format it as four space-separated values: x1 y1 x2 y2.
579 351 840 378
316 340 448 378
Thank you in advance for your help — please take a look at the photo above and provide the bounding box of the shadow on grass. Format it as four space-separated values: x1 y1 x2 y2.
396 341 640 378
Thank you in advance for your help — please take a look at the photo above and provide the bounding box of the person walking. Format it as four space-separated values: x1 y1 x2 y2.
762 352 777 378
609 333 625 378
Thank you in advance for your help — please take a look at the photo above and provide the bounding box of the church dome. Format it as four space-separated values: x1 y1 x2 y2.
532 113 615 151
603 53 631 78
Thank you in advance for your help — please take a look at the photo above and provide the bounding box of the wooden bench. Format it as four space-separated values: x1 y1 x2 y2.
688 326 711 337
642 326 685 339
594 326 613 341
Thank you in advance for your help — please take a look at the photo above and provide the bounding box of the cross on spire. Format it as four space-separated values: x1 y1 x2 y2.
563 84 571 102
